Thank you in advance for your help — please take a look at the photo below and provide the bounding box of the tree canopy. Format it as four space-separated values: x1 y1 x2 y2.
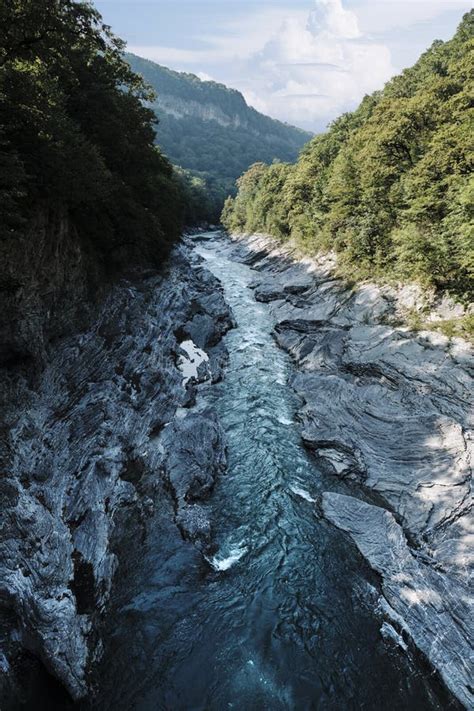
222 11 474 302
0 0 184 266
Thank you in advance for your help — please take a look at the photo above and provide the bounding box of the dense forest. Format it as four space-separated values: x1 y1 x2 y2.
222 12 474 302
0 0 186 269
126 54 312 221
0 0 310 262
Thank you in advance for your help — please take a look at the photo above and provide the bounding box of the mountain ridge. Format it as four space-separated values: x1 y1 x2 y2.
126 52 311 136
125 53 312 218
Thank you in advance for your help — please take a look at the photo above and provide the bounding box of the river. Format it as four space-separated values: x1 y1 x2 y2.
88 231 452 710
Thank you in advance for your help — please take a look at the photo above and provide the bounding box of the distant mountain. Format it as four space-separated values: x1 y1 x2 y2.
125 53 312 219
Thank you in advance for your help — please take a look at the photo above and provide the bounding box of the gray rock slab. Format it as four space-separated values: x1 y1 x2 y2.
322 493 473 710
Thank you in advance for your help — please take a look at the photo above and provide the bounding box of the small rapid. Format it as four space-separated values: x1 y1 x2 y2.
89 232 451 710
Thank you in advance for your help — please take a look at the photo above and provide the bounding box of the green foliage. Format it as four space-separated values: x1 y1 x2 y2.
222 11 474 301
405 309 474 342
126 53 312 219
223 161 293 240
0 0 184 264
174 167 224 225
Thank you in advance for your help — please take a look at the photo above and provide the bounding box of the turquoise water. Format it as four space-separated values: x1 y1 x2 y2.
89 233 452 711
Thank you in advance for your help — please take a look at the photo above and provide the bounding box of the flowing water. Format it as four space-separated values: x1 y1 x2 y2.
90 232 453 710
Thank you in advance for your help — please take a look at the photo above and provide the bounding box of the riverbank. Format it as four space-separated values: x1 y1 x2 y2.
0 241 234 705
86 229 457 710
220 230 473 709
1 229 471 709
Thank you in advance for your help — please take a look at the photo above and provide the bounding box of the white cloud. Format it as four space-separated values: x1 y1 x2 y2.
128 0 470 131
199 8 309 58
129 8 309 68
197 71 214 82
238 0 396 130
354 0 471 34
308 0 360 38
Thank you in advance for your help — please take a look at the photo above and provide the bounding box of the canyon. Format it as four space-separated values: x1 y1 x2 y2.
0 230 472 710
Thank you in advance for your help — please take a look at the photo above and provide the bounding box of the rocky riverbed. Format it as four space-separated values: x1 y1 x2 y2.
222 231 473 710
0 242 234 705
1 228 472 710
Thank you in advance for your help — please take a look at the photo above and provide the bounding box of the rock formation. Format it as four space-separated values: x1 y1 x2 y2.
0 236 234 702
227 232 473 709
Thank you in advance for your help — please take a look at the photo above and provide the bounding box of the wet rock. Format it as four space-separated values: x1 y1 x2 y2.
182 313 217 350
254 285 286 303
161 410 226 544
207 342 230 383
227 231 473 709
321 493 473 710
175 504 212 543
253 274 314 303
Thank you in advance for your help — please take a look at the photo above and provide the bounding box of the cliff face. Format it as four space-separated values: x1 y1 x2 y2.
156 94 247 129
0 224 234 703
154 93 302 142
0 209 104 368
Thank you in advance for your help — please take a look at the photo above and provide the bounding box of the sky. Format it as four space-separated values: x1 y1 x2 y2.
95 0 472 131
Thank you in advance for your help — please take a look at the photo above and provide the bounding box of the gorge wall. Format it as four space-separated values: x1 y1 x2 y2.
0 224 234 704
0 209 104 368
224 231 473 709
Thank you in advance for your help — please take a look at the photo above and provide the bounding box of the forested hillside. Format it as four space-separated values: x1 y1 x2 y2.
0 0 184 268
126 53 312 220
222 11 474 302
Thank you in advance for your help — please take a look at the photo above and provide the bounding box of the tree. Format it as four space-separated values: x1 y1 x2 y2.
222 10 474 301
0 0 184 264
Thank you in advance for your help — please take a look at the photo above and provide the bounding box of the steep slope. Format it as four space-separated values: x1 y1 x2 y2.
126 53 312 217
0 2 185 369
222 11 474 306
0 3 233 702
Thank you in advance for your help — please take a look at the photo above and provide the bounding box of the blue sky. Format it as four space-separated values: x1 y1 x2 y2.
95 0 472 131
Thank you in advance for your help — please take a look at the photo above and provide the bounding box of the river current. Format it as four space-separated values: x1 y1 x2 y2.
89 232 452 710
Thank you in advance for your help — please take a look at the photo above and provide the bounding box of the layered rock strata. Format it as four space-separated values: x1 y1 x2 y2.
227 232 473 709
0 241 233 702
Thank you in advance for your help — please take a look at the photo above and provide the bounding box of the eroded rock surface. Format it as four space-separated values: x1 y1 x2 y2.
227 232 473 708
0 243 233 702
161 411 227 544
322 493 473 709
